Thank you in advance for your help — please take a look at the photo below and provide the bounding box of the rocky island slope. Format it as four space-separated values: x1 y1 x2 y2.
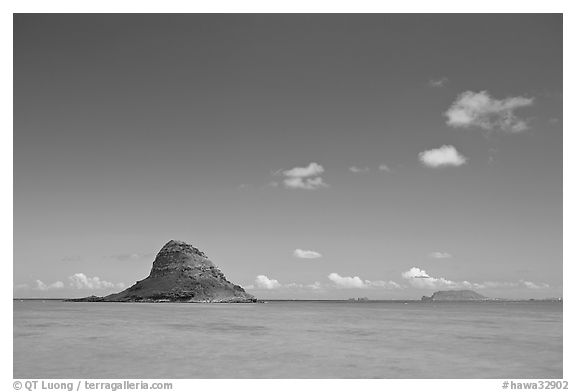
421 290 487 302
67 240 256 303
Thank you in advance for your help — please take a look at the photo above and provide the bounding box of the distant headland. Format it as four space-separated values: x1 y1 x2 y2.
66 240 257 303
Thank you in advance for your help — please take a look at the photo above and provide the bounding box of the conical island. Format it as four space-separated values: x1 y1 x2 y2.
67 240 256 303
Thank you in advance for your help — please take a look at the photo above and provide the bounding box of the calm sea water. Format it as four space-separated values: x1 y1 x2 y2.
13 300 562 379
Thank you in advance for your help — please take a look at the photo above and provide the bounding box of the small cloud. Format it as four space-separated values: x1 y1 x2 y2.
283 162 324 178
284 282 304 289
429 251 453 259
428 77 448 88
445 90 534 132
419 145 467 168
477 280 551 290
378 164 392 173
254 275 282 289
365 280 403 289
293 249 322 259
68 273 117 290
328 273 365 288
283 176 328 190
401 267 457 289
14 283 30 290
520 280 550 290
328 273 401 289
35 280 64 291
307 281 323 290
282 162 328 190
248 277 322 291
402 267 431 279
349 166 370 174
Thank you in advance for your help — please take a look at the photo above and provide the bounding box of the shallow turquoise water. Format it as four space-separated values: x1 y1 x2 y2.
13 300 562 378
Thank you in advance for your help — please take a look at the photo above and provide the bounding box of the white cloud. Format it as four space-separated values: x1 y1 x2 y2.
476 280 551 290
401 267 448 289
364 280 403 289
328 273 366 288
254 275 282 290
429 251 453 259
283 162 324 178
419 145 467 168
401 267 551 291
349 166 370 173
401 267 467 289
428 77 448 88
283 176 328 190
284 282 304 289
28 275 122 291
445 90 534 132
328 273 401 290
249 276 324 291
68 273 118 290
282 162 328 190
520 280 550 290
402 267 431 279
293 249 322 259
35 280 65 291
307 281 322 290
378 164 392 172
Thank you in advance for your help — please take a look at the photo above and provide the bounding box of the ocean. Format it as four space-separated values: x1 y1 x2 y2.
13 300 562 379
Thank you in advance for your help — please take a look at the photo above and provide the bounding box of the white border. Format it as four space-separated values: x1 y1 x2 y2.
4 2 571 391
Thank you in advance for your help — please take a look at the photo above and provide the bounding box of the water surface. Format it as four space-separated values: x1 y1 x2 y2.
13 300 562 378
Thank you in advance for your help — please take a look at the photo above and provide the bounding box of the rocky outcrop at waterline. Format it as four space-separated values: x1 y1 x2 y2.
66 240 256 303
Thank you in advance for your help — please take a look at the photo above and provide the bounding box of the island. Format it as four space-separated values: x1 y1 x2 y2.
66 240 257 303
421 290 487 302
347 297 370 302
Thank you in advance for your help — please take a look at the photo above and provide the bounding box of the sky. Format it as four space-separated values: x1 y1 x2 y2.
13 14 562 299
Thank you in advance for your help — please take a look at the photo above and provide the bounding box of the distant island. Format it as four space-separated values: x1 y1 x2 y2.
421 290 487 302
347 297 370 302
67 240 257 303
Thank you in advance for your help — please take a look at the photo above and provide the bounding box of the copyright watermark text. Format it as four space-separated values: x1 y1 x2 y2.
13 381 173 392
502 380 568 390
